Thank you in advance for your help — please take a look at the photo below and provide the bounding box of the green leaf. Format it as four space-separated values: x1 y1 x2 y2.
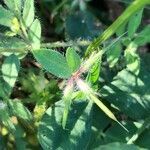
128 117 150 145
134 25 150 46
33 49 72 79
87 105 110 149
94 142 146 150
0 35 27 50
0 36 28 59
124 42 140 75
0 81 7 98
38 100 92 150
76 79 128 131
128 9 143 38
29 19 41 49
107 41 122 68
116 22 127 36
87 61 100 85
88 112 138 149
2 54 20 91
15 137 28 150
122 37 132 47
0 5 14 27
0 101 16 132
136 129 150 149
103 121 138 143
66 47 81 73
0 136 5 150
100 64 150 120
4 0 22 12
23 0 34 27
8 99 33 121
66 11 101 40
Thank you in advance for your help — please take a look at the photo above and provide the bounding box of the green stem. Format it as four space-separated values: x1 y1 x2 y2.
85 0 150 56
0 47 29 53
41 40 91 48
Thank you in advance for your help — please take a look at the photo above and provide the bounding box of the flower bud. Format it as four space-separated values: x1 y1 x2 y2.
76 78 93 95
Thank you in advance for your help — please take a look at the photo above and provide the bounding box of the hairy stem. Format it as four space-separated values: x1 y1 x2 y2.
41 40 91 48
0 47 29 53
